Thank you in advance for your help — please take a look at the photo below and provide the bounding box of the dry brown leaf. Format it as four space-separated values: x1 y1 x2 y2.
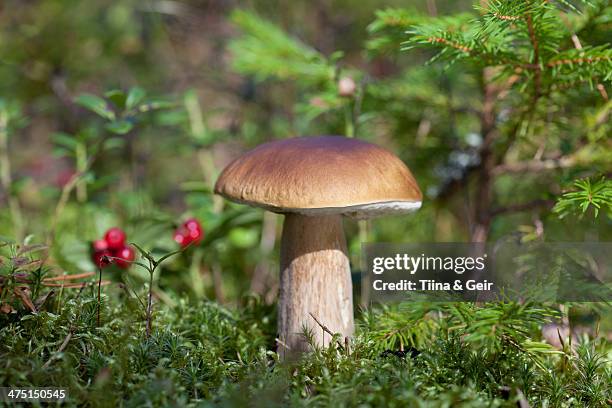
43 272 96 282
42 280 111 288
0 302 15 314
13 286 37 313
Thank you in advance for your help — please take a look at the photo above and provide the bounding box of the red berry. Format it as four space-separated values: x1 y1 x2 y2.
173 228 190 247
114 245 135 269
93 250 112 268
182 218 203 245
104 227 126 250
188 228 202 242
184 218 202 232
92 239 109 252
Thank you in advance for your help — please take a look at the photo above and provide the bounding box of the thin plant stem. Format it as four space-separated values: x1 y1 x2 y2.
97 265 102 327
130 244 184 338
75 141 88 203
146 270 154 338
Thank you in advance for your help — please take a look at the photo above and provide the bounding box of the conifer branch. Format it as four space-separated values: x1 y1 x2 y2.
491 12 521 21
547 55 610 67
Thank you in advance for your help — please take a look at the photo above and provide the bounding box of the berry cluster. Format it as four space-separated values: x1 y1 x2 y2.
92 227 135 268
173 218 203 248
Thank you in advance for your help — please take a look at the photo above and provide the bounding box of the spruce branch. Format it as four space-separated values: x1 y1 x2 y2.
367 8 471 54
403 27 521 67
229 10 335 85
546 46 612 82
553 176 612 218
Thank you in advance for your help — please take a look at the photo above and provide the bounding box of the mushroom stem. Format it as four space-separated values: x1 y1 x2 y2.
278 213 354 359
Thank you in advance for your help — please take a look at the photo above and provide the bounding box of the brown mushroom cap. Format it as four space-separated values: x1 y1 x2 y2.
214 136 422 219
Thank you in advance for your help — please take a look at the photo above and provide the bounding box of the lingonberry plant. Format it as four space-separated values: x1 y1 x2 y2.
129 243 185 337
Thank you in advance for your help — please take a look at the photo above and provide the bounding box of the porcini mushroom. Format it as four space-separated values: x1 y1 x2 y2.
214 136 422 358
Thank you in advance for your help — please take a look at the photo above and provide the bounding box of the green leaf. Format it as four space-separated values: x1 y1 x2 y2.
105 120 133 135
75 94 115 121
129 242 156 267
52 132 78 150
228 227 259 248
126 87 146 110
155 248 185 266
105 89 127 110
103 137 126 150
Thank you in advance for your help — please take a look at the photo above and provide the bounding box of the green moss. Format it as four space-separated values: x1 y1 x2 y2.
1 292 609 407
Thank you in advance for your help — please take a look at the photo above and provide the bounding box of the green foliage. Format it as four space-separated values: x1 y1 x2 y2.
75 88 175 135
553 177 612 218
367 8 474 55
229 10 337 85
1 289 609 407
228 10 361 134
404 0 612 87
0 293 275 406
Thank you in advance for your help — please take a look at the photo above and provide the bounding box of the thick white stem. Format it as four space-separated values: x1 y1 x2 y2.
278 214 354 359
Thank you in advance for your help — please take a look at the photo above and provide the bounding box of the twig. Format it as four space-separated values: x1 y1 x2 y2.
491 12 520 21
34 290 55 310
492 155 576 175
42 331 73 369
490 199 554 216
516 388 531 408
596 84 608 101
470 69 499 242
565 28 608 101
427 36 471 53
275 337 291 352
308 312 345 350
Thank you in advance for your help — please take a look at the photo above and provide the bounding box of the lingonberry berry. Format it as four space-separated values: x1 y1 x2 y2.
174 218 203 248
184 218 203 243
104 227 126 250
184 218 202 232
114 245 135 269
173 227 190 247
93 250 112 268
92 239 109 252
